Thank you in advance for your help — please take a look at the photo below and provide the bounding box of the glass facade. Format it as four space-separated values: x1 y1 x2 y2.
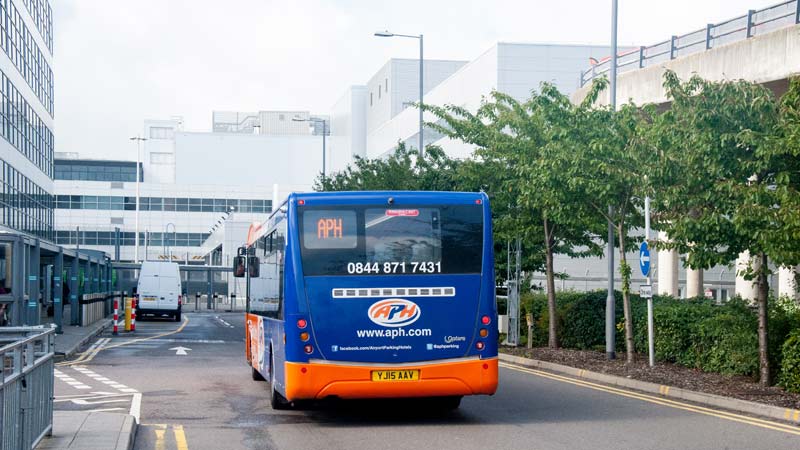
19 0 51 53
55 195 272 213
0 71 54 177
55 159 141 182
0 157 54 240
0 0 54 115
54 231 210 248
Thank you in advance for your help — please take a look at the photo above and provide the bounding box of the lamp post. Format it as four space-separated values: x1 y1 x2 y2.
130 136 147 263
606 0 619 361
292 116 328 181
374 30 424 158
165 223 176 261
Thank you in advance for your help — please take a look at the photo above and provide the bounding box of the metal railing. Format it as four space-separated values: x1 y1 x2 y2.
0 326 55 450
79 292 118 327
581 0 800 86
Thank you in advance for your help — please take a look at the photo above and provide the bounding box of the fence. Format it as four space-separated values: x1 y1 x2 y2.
79 292 121 327
182 293 246 312
581 0 800 86
0 326 55 450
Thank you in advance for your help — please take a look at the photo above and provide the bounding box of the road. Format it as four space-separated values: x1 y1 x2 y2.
53 312 800 450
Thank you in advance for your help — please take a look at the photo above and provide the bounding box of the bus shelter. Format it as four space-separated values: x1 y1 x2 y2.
0 232 113 331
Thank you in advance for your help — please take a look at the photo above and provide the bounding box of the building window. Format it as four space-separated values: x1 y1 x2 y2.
370 93 373 106
378 84 381 99
0 159 53 241
149 127 174 140
385 78 388 92
0 0 54 115
0 242 12 294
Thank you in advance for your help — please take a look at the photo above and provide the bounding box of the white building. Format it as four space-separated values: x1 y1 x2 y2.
329 43 620 163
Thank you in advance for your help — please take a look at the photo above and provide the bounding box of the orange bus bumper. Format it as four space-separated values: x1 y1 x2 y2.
284 357 498 401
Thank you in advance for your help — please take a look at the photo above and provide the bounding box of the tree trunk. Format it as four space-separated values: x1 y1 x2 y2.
543 218 559 349
618 224 635 364
757 252 771 386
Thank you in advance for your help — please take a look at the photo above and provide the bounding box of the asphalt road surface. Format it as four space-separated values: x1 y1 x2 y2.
53 313 800 450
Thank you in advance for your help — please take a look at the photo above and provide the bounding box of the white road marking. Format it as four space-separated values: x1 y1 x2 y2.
214 315 234 328
170 346 191 355
130 393 142 423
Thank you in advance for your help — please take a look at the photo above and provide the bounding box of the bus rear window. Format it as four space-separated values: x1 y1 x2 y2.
300 205 483 276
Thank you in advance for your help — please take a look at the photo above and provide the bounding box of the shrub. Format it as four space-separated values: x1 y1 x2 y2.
778 329 800 393
691 301 759 377
508 289 799 383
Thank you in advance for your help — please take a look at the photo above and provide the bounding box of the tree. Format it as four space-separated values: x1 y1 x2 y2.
424 81 608 348
314 142 461 192
650 71 800 385
548 95 652 363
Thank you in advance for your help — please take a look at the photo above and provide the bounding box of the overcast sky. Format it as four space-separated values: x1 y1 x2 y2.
53 0 777 160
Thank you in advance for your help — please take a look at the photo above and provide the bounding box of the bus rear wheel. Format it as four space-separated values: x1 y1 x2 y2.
270 352 290 410
436 396 462 410
251 366 265 381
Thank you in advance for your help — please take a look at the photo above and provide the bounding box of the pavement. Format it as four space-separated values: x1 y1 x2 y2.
53 318 113 360
37 411 136 450
36 312 136 450
38 311 800 450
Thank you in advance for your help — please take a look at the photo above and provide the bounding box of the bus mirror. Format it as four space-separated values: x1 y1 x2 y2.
233 256 246 278
248 257 260 278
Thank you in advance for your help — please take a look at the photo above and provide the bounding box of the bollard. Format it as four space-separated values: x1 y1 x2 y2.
124 297 132 331
195 292 200 310
229 293 235 312
131 297 137 332
113 298 119 335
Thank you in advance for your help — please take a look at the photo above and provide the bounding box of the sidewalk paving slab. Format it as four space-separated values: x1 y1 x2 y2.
53 318 113 361
36 411 137 450
499 352 800 425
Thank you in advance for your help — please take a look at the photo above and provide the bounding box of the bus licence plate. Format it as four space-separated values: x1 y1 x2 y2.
371 370 419 381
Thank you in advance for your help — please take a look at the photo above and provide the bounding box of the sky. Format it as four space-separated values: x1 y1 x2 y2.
53 0 779 160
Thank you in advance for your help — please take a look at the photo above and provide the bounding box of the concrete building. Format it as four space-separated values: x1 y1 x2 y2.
212 110 329 136
54 110 322 266
570 1 800 300
329 43 619 164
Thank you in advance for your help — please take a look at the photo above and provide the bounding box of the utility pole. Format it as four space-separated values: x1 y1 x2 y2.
606 0 619 361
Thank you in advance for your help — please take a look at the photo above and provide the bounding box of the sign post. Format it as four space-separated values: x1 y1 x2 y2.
642 196 655 367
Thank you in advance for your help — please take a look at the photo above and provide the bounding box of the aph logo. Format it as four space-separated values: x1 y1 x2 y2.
368 299 421 327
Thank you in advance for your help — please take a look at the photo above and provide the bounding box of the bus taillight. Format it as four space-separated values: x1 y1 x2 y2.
476 342 485 350
300 332 309 342
479 328 488 338
297 318 307 329
481 315 491 325
303 344 313 354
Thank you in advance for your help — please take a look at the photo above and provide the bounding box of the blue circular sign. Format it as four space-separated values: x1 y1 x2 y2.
639 242 651 276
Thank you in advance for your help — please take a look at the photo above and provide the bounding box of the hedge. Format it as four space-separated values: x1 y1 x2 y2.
517 290 800 387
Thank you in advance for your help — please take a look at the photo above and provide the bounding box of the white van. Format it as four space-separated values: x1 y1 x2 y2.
136 261 182 321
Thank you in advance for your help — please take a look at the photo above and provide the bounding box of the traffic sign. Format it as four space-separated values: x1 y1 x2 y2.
639 284 653 298
639 242 651 276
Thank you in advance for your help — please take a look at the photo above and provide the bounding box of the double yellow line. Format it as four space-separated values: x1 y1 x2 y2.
58 317 189 367
500 362 800 436
151 424 189 450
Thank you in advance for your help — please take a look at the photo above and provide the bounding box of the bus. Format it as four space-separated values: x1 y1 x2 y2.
237 191 498 409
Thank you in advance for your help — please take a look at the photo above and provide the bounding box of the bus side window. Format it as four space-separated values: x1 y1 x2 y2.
277 218 287 320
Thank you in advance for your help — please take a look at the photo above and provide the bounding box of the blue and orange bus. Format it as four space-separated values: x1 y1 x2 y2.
237 191 498 409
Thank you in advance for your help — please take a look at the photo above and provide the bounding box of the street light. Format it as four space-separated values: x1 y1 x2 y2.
165 223 176 261
129 136 147 263
292 116 328 181
374 30 424 158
